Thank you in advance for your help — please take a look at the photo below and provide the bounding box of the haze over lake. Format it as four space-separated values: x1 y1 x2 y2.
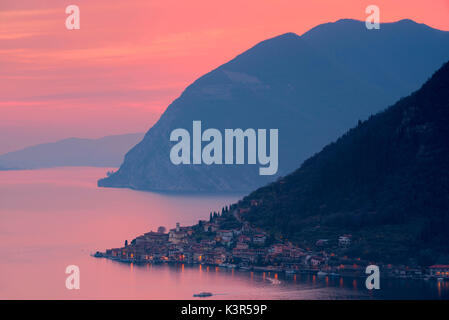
0 167 447 299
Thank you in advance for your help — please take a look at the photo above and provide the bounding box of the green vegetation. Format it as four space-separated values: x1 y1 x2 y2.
237 61 449 265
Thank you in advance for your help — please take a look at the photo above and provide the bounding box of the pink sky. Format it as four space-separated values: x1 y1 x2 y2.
1 0 448 154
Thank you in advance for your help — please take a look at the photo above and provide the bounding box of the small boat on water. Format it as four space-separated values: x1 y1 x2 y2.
317 271 328 277
329 272 341 277
193 292 213 297
265 266 283 272
219 263 236 269
266 277 281 285
285 270 296 274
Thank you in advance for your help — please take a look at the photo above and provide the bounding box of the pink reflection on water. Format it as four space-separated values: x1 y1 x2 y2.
0 167 407 299
0 167 248 299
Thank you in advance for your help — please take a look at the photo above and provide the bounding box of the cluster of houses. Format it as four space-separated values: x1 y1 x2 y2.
100 213 449 280
105 221 272 266
102 214 367 277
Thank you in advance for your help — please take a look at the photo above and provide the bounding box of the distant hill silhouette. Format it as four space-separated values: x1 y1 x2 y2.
0 133 143 170
236 60 449 265
99 19 449 192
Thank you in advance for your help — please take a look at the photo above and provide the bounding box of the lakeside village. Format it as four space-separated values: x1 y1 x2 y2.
95 204 449 282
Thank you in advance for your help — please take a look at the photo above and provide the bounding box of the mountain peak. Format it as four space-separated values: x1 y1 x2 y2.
99 19 449 192
248 31 301 49
397 18 418 24
333 18 363 24
272 32 300 40
300 18 434 39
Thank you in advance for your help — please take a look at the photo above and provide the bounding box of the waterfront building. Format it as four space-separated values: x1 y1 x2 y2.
429 265 449 278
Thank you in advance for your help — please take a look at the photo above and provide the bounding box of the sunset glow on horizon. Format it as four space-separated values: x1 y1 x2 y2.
1 0 449 153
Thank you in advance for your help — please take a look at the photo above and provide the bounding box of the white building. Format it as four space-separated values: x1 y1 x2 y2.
338 236 351 247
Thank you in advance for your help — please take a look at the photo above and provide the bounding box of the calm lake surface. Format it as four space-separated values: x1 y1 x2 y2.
0 167 448 299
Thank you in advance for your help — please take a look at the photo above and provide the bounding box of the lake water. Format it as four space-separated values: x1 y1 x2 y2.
0 167 448 299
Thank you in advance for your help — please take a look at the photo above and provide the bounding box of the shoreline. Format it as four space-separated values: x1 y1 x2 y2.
93 253 447 282
95 208 449 285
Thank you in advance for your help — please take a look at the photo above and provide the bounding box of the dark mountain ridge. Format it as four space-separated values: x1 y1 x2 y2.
236 60 449 265
0 133 143 170
99 19 449 192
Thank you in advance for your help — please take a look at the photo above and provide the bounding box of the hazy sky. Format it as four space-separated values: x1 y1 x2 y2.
1 0 448 154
